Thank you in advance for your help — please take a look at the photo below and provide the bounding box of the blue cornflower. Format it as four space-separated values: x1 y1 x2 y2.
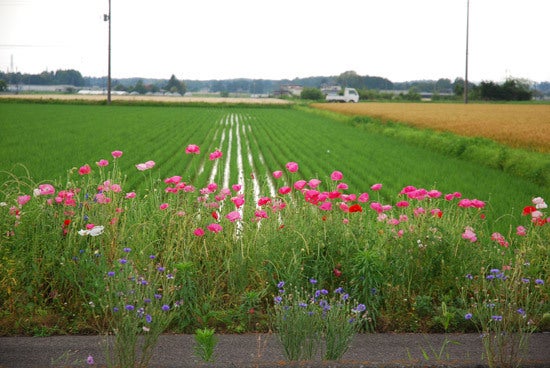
535 279 544 285
119 258 127 265
517 308 525 315
123 247 131 253
522 278 530 283
298 302 308 308
113 307 119 312
341 293 349 301
309 278 317 285
157 267 165 272
353 304 367 313
146 314 152 323
334 287 344 294
491 315 503 321
274 296 282 304
161 304 170 311
125 305 135 311
277 281 285 289
154 294 162 299
490 268 500 274
166 274 174 279
107 271 115 277
143 298 151 304
465 313 473 320
465 274 473 280
149 255 156 259
486 274 495 280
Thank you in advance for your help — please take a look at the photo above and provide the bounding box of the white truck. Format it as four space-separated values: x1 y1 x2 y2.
325 88 359 103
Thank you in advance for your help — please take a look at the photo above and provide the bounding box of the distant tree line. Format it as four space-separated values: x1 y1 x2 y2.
1 69 547 101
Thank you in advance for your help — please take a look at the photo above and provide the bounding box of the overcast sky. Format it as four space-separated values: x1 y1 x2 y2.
1 0 549 82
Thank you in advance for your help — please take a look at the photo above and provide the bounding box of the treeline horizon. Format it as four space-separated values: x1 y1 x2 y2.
2 69 550 96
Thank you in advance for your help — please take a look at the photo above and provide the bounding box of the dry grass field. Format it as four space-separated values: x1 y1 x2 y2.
313 102 550 153
0 93 290 105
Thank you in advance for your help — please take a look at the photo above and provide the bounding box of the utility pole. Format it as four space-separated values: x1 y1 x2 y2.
464 0 470 104
104 0 112 104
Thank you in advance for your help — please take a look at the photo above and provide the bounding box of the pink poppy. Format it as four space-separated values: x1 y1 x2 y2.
145 161 155 169
427 190 442 198
159 203 169 210
194 228 205 237
254 210 268 219
78 164 91 175
232 184 242 192
207 183 218 193
125 192 136 199
319 202 332 211
358 193 369 202
336 183 348 190
294 180 307 190
226 211 241 222
396 201 409 208
185 144 200 154
273 170 283 179
462 226 477 242
96 159 109 167
231 196 245 208
17 195 31 206
370 202 383 213
258 197 271 206
207 223 223 233
308 178 321 189
371 183 382 191
36 184 55 196
209 150 223 160
330 171 343 181
516 226 527 236
165 176 182 184
278 186 291 195
111 150 123 158
285 162 299 173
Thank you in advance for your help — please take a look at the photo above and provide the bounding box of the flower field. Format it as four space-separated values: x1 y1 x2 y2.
0 102 548 341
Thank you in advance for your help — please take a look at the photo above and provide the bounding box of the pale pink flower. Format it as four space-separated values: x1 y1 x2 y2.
159 203 169 210
209 149 223 160
532 196 547 209
96 159 109 167
111 150 123 158
308 178 321 189
35 184 55 196
388 218 400 226
371 183 382 191
185 144 200 154
226 211 241 222
516 226 527 236
414 207 425 216
145 160 155 169
285 162 299 173
462 226 477 242
194 228 205 237
254 210 268 219
78 164 91 175
330 171 343 181
125 192 136 199
110 184 121 193
370 202 383 213
136 163 148 171
294 180 307 190
17 195 31 206
273 170 283 179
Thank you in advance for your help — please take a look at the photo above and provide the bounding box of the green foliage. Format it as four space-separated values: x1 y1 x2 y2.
300 87 323 100
165 74 186 95
194 328 217 362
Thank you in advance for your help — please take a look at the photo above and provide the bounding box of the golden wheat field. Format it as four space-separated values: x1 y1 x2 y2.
313 102 550 153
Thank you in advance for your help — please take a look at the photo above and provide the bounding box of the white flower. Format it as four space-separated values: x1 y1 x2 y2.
78 225 105 237
532 197 547 209
88 225 105 236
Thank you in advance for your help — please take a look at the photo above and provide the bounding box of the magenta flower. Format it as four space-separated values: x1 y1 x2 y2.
371 183 382 191
285 162 299 173
209 149 223 160
358 192 369 202
396 201 409 208
159 203 169 210
185 144 200 154
232 184 242 192
226 211 241 222
86 355 95 365
164 176 182 184
125 191 136 199
194 228 205 237
78 164 91 175
319 202 332 211
278 186 291 195
207 223 223 233
330 171 343 181
336 182 348 190
258 197 271 206
231 196 245 208
96 159 109 167
254 210 268 219
273 170 283 179
111 150 123 158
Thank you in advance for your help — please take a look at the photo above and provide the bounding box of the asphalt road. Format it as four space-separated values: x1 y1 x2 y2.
1 333 549 367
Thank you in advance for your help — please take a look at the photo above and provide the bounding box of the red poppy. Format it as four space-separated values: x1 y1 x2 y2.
211 211 219 220
522 206 537 216
333 268 342 277
349 204 363 213
63 219 71 227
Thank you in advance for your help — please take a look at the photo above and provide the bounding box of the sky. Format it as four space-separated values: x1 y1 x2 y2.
1 0 549 83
